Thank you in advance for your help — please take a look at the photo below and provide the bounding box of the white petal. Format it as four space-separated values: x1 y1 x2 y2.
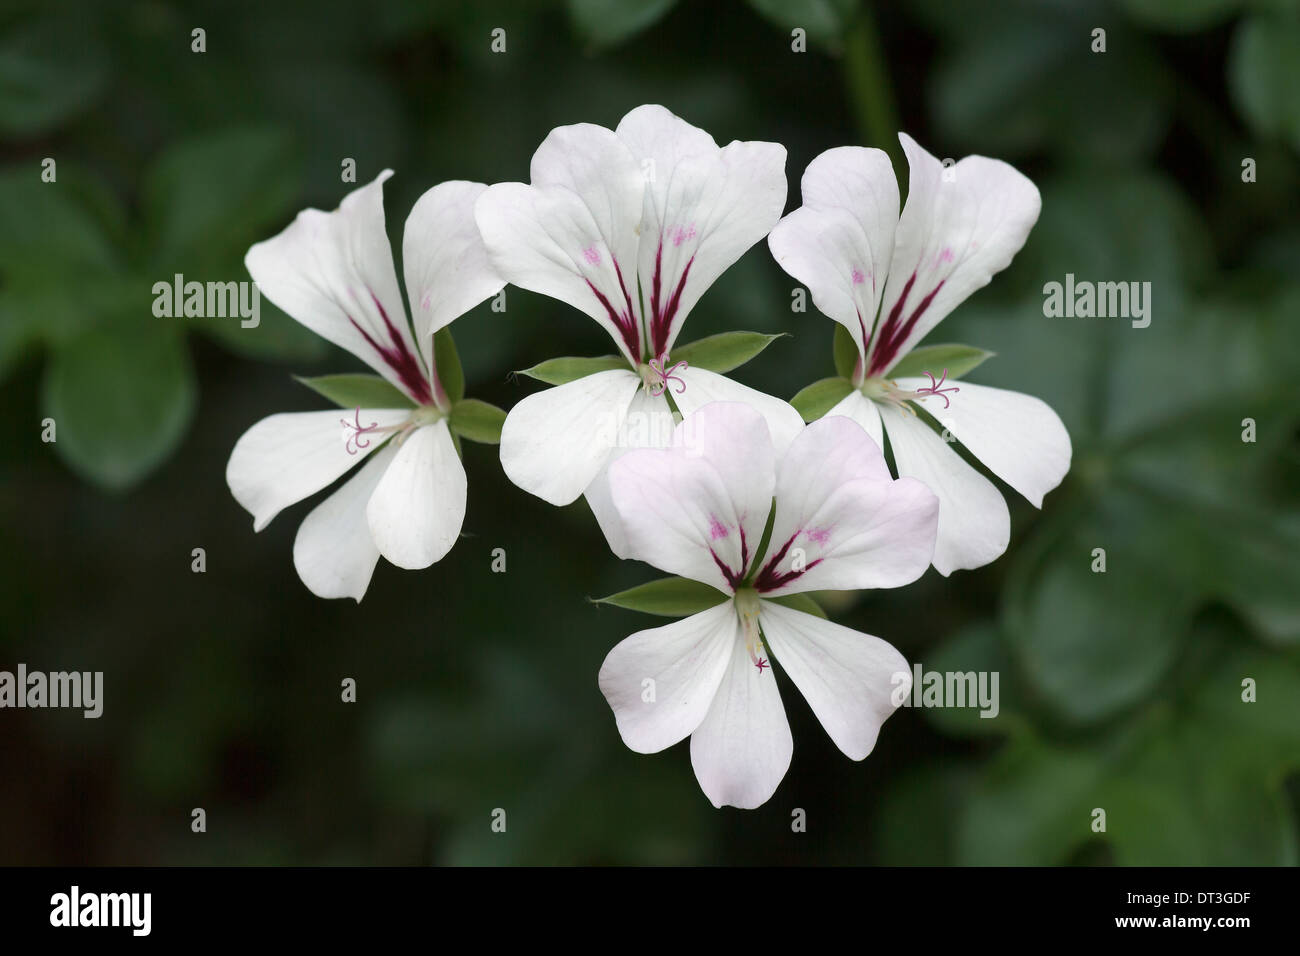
759 601 909 761
531 121 645 248
476 123 646 363
759 415 939 595
245 171 434 403
584 388 678 559
618 105 787 357
878 402 1010 575
401 180 504 367
866 134 1040 376
292 442 397 601
768 147 898 369
826 387 884 451
227 408 410 532
689 632 793 809
598 601 738 754
499 369 642 506
674 366 804 455
615 103 719 169
897 378 1071 507
365 420 466 569
609 402 776 592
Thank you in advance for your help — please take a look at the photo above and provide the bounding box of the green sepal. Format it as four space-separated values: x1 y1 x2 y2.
432 326 465 402
766 592 829 619
449 398 506 444
886 344 994 380
516 355 630 385
591 577 730 617
295 373 415 409
669 331 786 374
833 323 860 379
790 376 855 422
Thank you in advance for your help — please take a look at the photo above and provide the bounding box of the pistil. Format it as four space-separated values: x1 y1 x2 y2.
733 588 769 673
340 404 443 455
862 367 959 413
641 358 688 397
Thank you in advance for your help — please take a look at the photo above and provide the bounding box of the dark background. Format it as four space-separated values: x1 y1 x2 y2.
1 0 1298 864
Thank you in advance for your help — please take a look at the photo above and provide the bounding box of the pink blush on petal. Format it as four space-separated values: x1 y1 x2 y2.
803 527 831 547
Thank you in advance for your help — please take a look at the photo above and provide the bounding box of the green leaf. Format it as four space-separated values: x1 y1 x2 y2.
592 577 729 617
927 7 1171 163
945 171 1213 445
295 373 415 410
449 399 506 445
1122 423 1300 646
876 763 975 865
0 167 126 356
1119 0 1242 33
1229 14 1300 151
1026 174 1212 322
517 355 630 385
832 323 859 380
370 651 711 865
920 623 1028 739
668 331 785 374
886 344 994 380
0 15 108 137
42 320 196 490
140 128 321 364
954 630 1300 865
746 0 860 51
567 0 680 48
142 127 300 269
978 272 1299 731
0 297 34 380
199 299 330 365
1003 488 1193 726
790 377 854 422
433 327 465 402
0 166 119 284
1101 288 1270 440
766 593 828 619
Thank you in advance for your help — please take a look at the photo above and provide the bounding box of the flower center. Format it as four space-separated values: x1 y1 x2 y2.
861 367 959 412
410 404 445 427
340 404 442 455
640 358 688 397
733 588 769 674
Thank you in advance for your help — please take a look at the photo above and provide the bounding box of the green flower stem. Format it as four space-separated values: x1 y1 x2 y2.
843 3 900 165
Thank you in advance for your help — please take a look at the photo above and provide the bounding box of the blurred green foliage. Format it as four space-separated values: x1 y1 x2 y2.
0 0 1297 865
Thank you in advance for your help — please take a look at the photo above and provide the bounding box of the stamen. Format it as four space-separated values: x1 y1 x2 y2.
341 407 381 455
645 358 688 397
734 590 769 675
864 368 961 414
742 613 765 670
914 368 960 409
340 408 410 454
391 420 421 446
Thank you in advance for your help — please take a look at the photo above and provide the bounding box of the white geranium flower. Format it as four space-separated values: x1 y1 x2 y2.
768 136 1072 575
226 172 503 601
475 104 804 555
598 401 938 809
